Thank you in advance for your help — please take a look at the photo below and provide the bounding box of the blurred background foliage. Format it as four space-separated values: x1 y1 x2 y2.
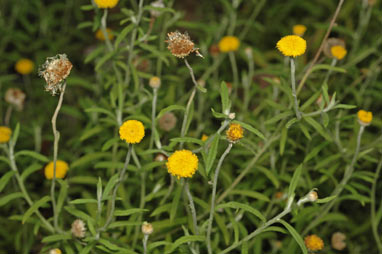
0 0 382 253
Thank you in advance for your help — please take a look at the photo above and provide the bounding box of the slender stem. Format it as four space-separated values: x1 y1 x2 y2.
101 9 113 52
150 88 158 149
6 144 54 232
217 133 279 204
207 143 233 254
132 146 145 248
303 125 365 234
180 59 199 148
290 58 301 120
143 234 149 254
50 82 66 232
218 196 295 254
185 180 199 236
193 120 229 154
296 0 345 94
323 58 337 85
99 144 132 232
371 155 382 254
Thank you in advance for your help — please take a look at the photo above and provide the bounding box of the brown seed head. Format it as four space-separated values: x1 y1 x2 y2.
159 112 177 131
5 88 26 111
166 31 202 58
71 219 86 238
39 54 72 95
331 232 346 250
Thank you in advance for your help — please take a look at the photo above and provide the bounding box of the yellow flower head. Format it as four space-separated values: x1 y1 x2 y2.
226 123 244 142
95 28 114 41
166 150 198 179
0 126 12 143
218 36 240 52
276 35 306 57
304 234 324 251
201 134 208 142
330 45 347 60
293 24 307 37
119 120 145 144
44 160 69 180
357 110 372 126
94 0 119 8
15 58 34 75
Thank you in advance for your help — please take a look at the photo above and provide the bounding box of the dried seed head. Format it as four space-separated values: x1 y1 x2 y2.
323 38 345 58
150 0 164 18
142 221 154 235
5 88 26 111
166 31 202 58
39 54 72 96
71 219 86 238
159 112 177 131
331 232 346 250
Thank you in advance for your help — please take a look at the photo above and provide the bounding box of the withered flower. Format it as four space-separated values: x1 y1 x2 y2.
166 31 202 58
5 88 26 111
39 54 72 95
159 112 177 131
71 219 86 238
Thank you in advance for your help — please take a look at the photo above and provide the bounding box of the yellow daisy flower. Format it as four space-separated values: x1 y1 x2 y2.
15 58 34 75
293 24 307 37
357 110 372 126
44 160 69 179
95 28 114 41
218 36 240 52
276 35 306 57
226 123 244 142
166 150 198 179
330 45 347 60
0 126 12 143
94 0 119 8
119 120 145 144
304 234 324 251
201 134 208 142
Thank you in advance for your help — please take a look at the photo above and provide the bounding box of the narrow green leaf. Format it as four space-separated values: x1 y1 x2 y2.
11 123 20 146
265 111 293 125
304 142 328 163
304 116 332 141
0 171 15 193
114 208 148 216
211 108 228 119
280 127 287 156
233 120 265 140
170 184 182 222
41 234 72 243
156 105 185 120
102 173 119 200
114 24 134 49
70 199 98 205
57 180 68 216
311 64 346 74
165 235 205 254
205 134 220 175
21 163 42 182
150 203 171 217
287 164 303 198
15 150 49 162
279 219 308 254
316 195 337 203
220 81 230 113
170 137 203 145
0 192 23 207
22 196 51 224
217 201 266 222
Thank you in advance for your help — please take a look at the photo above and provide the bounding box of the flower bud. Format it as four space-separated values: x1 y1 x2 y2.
149 76 161 89
142 221 154 235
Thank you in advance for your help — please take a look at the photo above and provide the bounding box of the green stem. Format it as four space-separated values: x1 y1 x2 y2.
50 82 66 232
150 88 158 149
99 144 132 232
371 155 382 254
185 180 199 236
143 234 149 254
132 146 145 248
218 196 295 254
323 58 337 85
303 125 365 234
207 143 233 254
290 58 301 120
101 9 113 52
6 144 54 232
